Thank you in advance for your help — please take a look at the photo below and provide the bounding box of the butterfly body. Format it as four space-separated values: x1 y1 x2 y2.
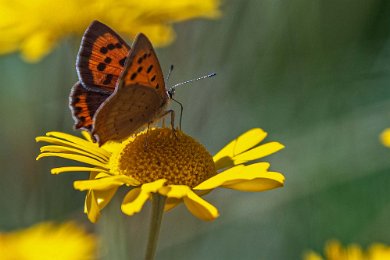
70 21 169 145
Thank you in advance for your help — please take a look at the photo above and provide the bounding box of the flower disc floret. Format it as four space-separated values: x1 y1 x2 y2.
116 128 216 187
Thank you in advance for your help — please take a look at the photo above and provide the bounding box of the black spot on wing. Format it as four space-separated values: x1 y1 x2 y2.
147 65 153 73
97 63 106 71
103 74 113 85
119 57 126 67
100 47 108 54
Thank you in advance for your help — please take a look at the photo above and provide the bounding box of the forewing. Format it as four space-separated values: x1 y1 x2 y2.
76 20 130 93
118 33 167 98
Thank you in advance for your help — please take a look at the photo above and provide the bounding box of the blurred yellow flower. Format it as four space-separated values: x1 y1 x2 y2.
36 128 285 223
304 240 390 260
380 128 390 147
0 222 96 260
0 0 220 62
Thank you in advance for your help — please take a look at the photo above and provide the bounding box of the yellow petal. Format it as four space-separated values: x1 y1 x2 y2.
160 185 219 221
74 175 139 191
213 157 234 172
84 191 100 223
84 188 118 223
36 132 110 159
95 188 118 211
164 197 182 211
184 189 219 221
81 131 93 142
158 185 185 197
213 128 267 163
222 171 285 191
40 145 107 163
121 179 166 216
232 142 285 165
120 188 145 216
51 166 104 175
46 132 95 147
194 163 270 190
36 152 107 168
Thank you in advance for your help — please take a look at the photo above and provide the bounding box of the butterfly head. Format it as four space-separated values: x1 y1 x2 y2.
167 88 175 99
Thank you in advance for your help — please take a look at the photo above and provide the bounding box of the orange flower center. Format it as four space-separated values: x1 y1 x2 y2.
116 128 216 187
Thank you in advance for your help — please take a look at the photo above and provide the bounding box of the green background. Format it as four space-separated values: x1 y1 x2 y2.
1 0 390 259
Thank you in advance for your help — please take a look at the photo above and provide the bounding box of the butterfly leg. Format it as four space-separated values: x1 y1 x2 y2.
171 98 183 130
160 109 177 138
144 123 151 151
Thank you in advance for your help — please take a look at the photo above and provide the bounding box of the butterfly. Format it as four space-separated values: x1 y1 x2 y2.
69 20 173 145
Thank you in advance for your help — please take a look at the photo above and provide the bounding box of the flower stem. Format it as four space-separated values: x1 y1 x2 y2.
145 193 166 260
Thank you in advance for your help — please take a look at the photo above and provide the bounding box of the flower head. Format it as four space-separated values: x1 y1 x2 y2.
0 221 96 260
0 0 221 62
36 128 285 222
304 240 390 260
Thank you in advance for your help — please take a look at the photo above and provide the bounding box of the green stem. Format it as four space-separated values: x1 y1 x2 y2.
145 193 166 260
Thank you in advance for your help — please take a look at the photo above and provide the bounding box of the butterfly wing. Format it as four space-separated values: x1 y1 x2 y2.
93 85 166 145
92 33 169 145
76 20 130 93
69 82 111 131
119 33 166 96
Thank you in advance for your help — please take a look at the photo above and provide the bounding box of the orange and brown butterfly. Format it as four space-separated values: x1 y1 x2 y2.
70 20 172 145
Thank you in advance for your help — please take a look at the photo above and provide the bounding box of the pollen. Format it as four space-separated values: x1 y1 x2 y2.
115 128 216 187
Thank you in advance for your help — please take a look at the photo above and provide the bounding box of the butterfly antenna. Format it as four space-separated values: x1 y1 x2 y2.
166 64 174 83
168 72 216 94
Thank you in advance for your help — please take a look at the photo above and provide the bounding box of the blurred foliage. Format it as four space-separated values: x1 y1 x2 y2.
1 0 390 259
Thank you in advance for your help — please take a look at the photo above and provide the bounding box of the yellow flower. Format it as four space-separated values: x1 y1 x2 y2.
380 128 390 147
0 0 220 62
0 221 96 260
36 128 285 223
304 240 390 260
